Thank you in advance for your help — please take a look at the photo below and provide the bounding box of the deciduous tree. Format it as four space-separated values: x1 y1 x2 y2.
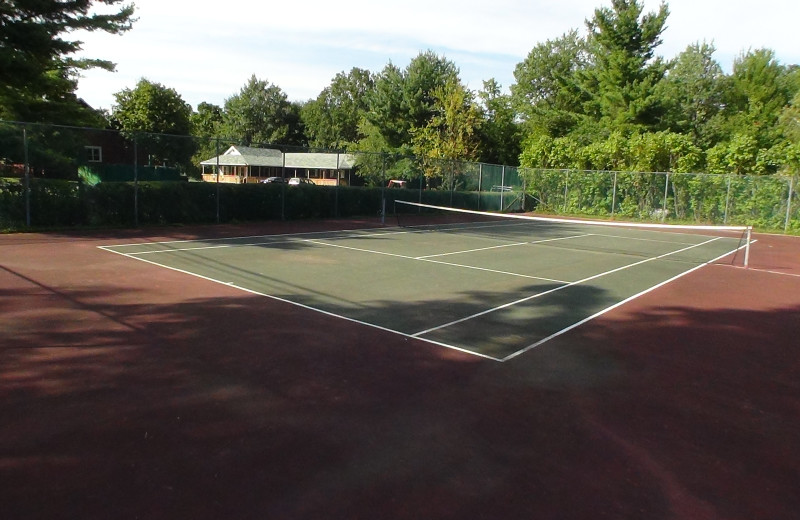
111 78 195 167
511 30 590 137
658 42 725 147
302 68 374 149
478 79 521 166
411 79 482 185
223 75 304 147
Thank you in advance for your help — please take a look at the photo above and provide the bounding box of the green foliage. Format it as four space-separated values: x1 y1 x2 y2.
583 0 669 131
720 49 793 149
364 52 461 153
511 30 590 137
520 130 702 174
478 79 521 165
77 166 101 186
411 79 482 184
658 42 725 147
222 75 304 147
302 68 374 149
779 92 800 144
0 0 135 124
189 103 224 179
111 79 196 169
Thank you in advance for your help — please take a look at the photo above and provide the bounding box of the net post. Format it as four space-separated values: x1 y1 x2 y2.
744 226 752 268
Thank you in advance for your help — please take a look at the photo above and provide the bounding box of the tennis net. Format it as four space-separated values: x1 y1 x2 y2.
393 200 753 267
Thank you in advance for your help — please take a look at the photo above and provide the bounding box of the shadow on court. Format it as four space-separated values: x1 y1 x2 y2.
1 229 799 519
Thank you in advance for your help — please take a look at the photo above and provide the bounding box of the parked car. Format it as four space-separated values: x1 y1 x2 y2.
288 177 315 186
260 177 286 183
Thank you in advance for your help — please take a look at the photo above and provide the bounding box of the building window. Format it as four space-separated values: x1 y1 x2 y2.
85 146 102 163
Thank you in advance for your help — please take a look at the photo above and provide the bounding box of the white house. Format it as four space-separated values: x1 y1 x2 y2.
200 146 357 185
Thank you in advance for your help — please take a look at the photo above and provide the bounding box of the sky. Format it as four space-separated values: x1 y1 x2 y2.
74 0 800 111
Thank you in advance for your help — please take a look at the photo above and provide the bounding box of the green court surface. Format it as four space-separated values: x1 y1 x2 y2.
100 220 748 361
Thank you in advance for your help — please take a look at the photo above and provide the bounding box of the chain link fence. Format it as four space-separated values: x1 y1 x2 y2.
1 120 797 232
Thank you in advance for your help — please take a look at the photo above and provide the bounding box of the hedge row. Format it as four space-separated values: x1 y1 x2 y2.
1 176 795 232
0 179 517 229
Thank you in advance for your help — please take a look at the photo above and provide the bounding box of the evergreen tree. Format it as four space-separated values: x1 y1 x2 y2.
0 0 135 123
364 51 460 153
583 0 669 131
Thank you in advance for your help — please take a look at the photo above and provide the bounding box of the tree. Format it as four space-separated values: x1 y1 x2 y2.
0 0 135 124
364 51 461 153
111 78 195 167
192 102 223 138
403 51 461 130
301 68 374 149
583 0 670 131
478 79 521 165
772 91 800 174
511 30 591 137
411 79 482 185
658 42 725 147
779 92 800 144
363 63 407 150
223 75 303 147
190 102 224 173
721 49 793 149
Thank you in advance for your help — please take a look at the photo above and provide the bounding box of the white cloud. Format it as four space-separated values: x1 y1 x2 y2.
74 0 799 111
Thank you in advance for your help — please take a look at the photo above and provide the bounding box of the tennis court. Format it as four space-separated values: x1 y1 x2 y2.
3 213 800 520
99 207 751 361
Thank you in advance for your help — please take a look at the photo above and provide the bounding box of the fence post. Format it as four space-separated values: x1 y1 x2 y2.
478 163 483 211
500 165 506 211
133 137 139 227
563 170 570 213
335 152 340 218
611 171 618 218
449 160 454 207
280 149 286 220
418 161 423 210
662 172 670 223
724 174 732 225
786 176 795 233
23 127 31 227
381 152 386 224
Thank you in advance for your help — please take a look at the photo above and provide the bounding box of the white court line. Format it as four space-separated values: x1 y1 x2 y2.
415 234 592 259
501 240 753 362
97 229 752 362
714 264 800 279
415 241 529 259
417 258 568 284
97 245 505 362
99 225 414 249
411 236 724 337
126 242 273 254
302 239 569 283
101 219 547 250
